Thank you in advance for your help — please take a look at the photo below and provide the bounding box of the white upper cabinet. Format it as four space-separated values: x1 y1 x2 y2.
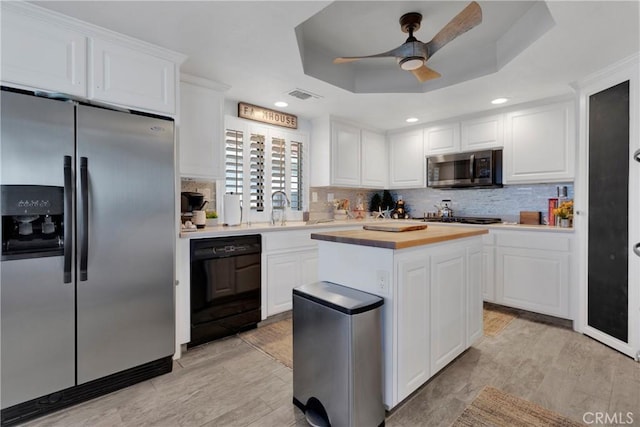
389 129 424 188
1 6 87 97
461 114 504 151
331 121 362 186
1 3 185 114
361 130 388 188
311 117 387 188
424 122 460 155
179 77 226 179
90 39 176 114
504 101 575 183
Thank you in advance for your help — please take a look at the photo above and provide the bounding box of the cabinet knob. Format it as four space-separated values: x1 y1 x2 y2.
633 242 640 258
634 148 640 163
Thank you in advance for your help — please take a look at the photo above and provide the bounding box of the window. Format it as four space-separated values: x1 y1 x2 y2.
225 119 306 219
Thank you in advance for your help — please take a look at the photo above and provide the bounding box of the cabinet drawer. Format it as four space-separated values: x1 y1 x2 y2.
482 233 496 246
496 233 570 251
263 230 317 252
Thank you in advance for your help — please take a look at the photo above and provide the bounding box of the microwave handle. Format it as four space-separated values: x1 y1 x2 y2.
469 154 475 182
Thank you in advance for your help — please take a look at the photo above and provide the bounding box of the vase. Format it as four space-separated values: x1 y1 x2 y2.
559 218 570 228
206 218 218 227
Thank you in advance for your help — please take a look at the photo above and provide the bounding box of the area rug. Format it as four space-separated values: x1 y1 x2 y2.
239 318 293 369
483 305 518 337
451 386 584 427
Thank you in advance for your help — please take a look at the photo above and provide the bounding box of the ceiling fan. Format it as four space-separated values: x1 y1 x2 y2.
333 1 482 83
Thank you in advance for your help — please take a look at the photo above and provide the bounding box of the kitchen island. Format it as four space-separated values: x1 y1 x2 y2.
311 224 488 409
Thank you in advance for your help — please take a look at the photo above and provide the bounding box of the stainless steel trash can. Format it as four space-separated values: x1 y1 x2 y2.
292 281 385 427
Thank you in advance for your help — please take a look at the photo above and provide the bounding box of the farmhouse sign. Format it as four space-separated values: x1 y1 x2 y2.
238 102 297 129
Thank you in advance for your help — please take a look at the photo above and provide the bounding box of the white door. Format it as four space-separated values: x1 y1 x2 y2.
331 121 361 186
577 57 639 360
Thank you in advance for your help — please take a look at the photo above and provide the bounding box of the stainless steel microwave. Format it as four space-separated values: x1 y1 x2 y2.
427 148 503 188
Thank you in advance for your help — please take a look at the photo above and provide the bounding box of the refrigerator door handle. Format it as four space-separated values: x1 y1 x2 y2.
80 157 89 281
63 155 73 283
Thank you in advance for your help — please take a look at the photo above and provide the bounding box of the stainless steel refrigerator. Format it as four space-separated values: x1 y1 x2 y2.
1 89 175 424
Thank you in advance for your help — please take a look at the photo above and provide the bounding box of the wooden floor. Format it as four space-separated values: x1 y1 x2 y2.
22 312 640 427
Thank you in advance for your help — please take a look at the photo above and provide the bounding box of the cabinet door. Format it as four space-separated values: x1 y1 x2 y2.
461 114 503 151
389 129 424 188
179 82 224 179
424 122 460 155
299 250 318 287
1 8 87 97
361 130 388 188
430 250 466 374
90 39 176 114
504 101 575 183
266 253 300 316
467 247 483 346
331 121 361 186
496 247 569 318
396 255 430 402
482 246 496 302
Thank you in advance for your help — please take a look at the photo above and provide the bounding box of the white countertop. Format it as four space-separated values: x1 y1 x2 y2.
179 219 574 238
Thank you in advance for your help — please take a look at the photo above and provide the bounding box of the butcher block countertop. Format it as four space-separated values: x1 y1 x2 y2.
310 224 488 250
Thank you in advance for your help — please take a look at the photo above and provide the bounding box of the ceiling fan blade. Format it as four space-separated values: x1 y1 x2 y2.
411 65 441 82
425 1 482 58
333 45 408 64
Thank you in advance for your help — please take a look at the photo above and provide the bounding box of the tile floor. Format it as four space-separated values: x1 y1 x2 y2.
21 310 640 427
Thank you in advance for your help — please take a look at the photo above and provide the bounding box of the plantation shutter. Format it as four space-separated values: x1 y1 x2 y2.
225 129 243 201
271 137 286 194
290 140 303 211
249 133 265 211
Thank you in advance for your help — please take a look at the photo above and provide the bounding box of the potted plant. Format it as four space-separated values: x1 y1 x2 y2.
205 210 218 227
553 200 573 227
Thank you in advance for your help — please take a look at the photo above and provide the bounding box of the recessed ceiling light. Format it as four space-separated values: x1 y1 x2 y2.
406 117 419 123
491 98 509 105
274 101 288 108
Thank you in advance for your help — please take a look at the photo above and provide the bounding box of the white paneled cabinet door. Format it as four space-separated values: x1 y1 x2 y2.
504 101 575 183
467 247 483 345
396 254 430 402
424 122 460 155
299 250 319 287
361 130 388 188
331 121 361 186
461 114 504 151
430 249 466 375
179 81 224 179
266 253 300 316
497 247 569 318
1 8 87 97
389 129 425 188
90 39 176 114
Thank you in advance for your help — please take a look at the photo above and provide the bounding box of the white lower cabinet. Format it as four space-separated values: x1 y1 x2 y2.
394 238 483 404
266 249 318 316
396 255 430 402
489 229 573 319
430 249 467 374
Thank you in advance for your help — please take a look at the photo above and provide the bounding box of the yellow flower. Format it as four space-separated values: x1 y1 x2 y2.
553 200 573 219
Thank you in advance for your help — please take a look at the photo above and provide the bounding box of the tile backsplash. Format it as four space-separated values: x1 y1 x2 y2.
308 183 573 224
391 183 573 223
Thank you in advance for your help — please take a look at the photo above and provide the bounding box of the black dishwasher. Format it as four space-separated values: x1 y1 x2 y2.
189 235 261 348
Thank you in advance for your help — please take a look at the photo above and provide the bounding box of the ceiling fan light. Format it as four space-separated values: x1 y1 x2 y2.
399 56 424 71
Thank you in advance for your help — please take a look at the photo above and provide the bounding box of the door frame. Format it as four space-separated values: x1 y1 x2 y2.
574 53 639 359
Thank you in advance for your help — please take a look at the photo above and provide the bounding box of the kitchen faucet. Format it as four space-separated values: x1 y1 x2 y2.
271 190 290 226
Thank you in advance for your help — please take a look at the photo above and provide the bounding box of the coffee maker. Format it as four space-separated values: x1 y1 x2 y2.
180 192 206 225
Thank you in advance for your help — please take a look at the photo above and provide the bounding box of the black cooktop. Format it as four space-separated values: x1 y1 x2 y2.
422 216 502 225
